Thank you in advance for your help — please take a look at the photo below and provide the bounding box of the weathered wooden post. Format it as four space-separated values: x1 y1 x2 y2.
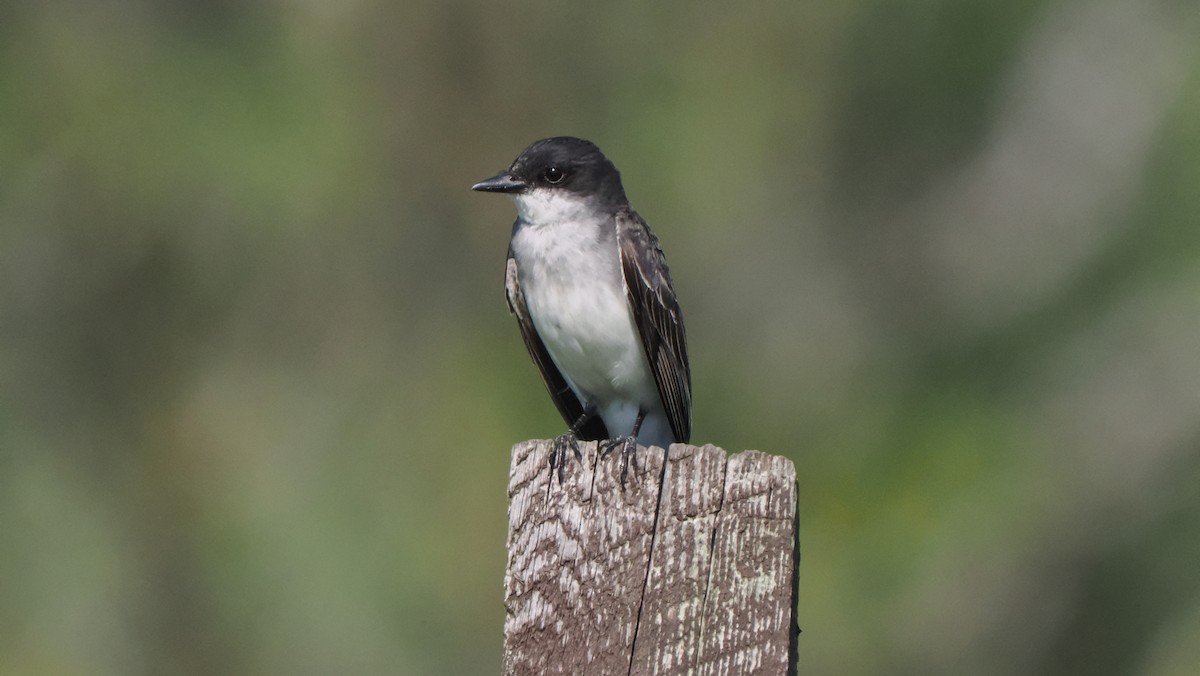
503 440 799 675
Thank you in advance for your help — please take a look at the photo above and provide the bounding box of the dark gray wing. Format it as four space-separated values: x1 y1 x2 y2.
505 249 609 440
615 209 692 442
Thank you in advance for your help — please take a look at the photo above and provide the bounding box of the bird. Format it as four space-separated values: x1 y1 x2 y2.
472 137 691 482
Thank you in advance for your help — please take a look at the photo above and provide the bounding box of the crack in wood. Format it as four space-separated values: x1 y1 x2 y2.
625 445 671 674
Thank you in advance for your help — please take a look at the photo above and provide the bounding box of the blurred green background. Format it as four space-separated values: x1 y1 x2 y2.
2 0 1199 673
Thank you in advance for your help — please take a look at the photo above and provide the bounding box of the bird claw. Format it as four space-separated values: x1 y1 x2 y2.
599 436 640 487
549 431 584 484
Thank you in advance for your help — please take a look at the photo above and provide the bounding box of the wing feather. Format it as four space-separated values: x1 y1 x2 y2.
615 210 692 442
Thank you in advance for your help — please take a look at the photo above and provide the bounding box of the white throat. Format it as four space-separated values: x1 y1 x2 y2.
512 187 595 227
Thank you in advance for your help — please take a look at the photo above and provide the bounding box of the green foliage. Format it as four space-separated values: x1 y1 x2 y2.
2 1 1199 674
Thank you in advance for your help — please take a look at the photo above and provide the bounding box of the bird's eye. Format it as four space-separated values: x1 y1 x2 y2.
544 167 565 184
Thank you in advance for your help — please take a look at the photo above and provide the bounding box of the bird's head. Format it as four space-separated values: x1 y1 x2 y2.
472 137 628 225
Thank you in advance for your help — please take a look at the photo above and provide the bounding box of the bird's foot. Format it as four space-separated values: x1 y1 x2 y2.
549 431 584 484
599 435 640 487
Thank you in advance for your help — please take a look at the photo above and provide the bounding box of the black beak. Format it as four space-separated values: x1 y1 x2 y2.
471 171 527 194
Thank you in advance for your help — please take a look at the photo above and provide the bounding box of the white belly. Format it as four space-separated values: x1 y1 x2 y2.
526 264 648 400
511 217 668 441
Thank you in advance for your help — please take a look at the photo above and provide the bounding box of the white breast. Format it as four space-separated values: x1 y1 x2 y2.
509 191 664 437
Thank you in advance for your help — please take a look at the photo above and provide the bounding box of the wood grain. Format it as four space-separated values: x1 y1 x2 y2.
504 440 799 675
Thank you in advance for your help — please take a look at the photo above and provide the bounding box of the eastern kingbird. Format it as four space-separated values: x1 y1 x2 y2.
472 137 691 481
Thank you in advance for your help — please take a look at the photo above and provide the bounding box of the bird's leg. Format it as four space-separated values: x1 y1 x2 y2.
599 410 645 488
550 407 595 483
